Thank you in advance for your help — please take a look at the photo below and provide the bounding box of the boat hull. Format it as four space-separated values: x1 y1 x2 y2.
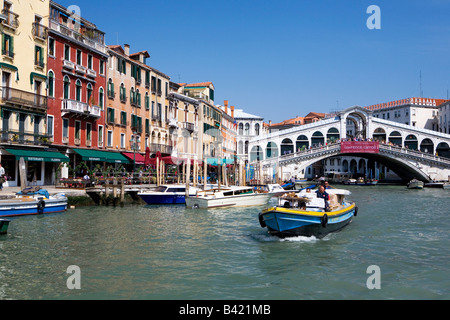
186 193 273 209
260 203 357 239
138 193 189 205
0 219 10 235
0 199 68 218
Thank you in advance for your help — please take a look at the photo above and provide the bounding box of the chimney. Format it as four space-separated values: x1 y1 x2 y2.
231 106 235 118
124 44 130 56
224 100 229 114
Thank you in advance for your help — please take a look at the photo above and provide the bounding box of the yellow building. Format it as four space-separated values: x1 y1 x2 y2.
0 0 53 186
106 44 171 165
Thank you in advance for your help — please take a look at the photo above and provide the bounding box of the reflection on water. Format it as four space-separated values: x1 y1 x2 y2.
0 185 449 299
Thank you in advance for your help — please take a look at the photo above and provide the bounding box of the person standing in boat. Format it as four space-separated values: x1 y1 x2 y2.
316 185 330 211
0 163 5 191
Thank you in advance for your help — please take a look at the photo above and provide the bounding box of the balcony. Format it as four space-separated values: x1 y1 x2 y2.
1 130 52 146
63 59 75 70
1 86 47 112
1 9 19 29
32 22 48 40
86 69 97 78
61 99 101 119
149 143 172 155
75 64 87 74
182 121 195 133
49 20 107 54
168 118 178 128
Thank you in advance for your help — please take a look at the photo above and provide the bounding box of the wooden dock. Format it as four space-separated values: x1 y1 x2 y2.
85 183 156 206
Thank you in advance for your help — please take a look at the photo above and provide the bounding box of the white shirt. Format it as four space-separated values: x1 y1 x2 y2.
0 167 5 176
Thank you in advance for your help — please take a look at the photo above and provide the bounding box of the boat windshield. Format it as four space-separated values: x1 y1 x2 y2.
155 186 167 192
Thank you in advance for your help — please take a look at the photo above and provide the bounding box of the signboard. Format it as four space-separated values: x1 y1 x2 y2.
341 141 380 154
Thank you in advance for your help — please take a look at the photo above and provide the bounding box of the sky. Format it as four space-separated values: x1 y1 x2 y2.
56 0 450 123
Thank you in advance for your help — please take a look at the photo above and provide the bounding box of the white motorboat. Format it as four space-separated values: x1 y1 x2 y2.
407 179 424 189
186 186 275 209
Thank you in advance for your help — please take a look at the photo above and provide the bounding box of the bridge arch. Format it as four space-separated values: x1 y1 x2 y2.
420 138 434 154
436 142 450 158
281 138 294 155
250 145 264 162
373 127 387 142
339 106 371 139
388 131 403 147
327 127 340 143
311 131 325 147
404 135 418 150
266 142 279 159
296 135 309 152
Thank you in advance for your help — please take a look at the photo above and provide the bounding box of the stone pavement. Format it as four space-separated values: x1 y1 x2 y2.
0 186 87 199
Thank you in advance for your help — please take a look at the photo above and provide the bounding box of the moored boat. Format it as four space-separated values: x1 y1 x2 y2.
0 219 10 235
0 188 68 218
186 186 275 209
259 188 357 239
407 179 424 189
138 184 199 205
443 183 450 190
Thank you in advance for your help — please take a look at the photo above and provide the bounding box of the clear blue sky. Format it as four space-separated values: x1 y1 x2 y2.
57 0 450 123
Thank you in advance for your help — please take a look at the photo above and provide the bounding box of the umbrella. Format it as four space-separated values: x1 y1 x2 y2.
144 147 151 167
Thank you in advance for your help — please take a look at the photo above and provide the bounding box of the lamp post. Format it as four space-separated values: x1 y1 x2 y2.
129 130 138 173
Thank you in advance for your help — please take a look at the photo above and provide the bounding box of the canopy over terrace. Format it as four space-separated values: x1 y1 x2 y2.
147 156 203 166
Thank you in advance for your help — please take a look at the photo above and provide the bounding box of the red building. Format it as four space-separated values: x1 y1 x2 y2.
47 2 108 155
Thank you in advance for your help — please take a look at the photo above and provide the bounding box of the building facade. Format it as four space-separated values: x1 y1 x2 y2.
47 1 108 169
234 108 266 163
106 44 171 165
0 0 55 187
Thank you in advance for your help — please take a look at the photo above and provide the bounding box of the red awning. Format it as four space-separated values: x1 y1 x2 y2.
122 152 146 164
147 156 203 166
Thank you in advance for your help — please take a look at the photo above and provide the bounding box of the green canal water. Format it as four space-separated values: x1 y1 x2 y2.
0 185 449 300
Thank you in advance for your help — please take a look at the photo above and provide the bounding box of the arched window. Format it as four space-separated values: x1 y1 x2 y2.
254 123 260 136
245 123 250 136
281 138 294 155
327 127 340 143
311 131 324 147
250 146 263 162
87 83 93 104
404 135 418 150
266 142 279 159
296 135 309 151
389 131 402 146
420 139 434 154
238 123 243 136
63 76 70 100
107 78 114 98
75 79 82 102
48 71 55 98
99 88 104 108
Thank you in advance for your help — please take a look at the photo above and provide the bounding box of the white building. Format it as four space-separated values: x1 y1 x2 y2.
439 100 450 134
234 109 266 163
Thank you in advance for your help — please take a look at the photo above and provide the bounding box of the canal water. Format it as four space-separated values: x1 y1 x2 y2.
0 185 449 300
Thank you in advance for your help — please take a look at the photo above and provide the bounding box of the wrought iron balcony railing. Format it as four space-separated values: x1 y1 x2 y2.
1 86 47 111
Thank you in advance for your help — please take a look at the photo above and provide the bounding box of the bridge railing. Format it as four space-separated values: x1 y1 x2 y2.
379 143 450 166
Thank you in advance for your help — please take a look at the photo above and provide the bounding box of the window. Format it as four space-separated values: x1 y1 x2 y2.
120 111 127 126
75 80 82 102
107 130 113 147
99 88 104 108
107 108 115 123
100 60 105 75
64 44 70 60
86 123 92 142
47 115 54 137
76 50 82 65
88 54 93 69
98 125 104 147
75 121 81 140
48 38 55 57
119 84 126 102
87 83 93 104
48 71 55 98
63 76 70 99
120 133 125 149
63 118 69 139
145 93 149 110
2 33 14 58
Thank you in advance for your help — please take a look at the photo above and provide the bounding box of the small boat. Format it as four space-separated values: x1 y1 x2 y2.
443 183 450 190
0 187 68 218
259 188 357 239
424 181 444 188
407 179 424 189
356 177 378 186
0 219 10 235
281 182 296 190
138 184 199 205
186 186 275 209
343 178 357 185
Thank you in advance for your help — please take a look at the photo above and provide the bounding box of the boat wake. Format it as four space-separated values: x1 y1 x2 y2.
280 235 319 243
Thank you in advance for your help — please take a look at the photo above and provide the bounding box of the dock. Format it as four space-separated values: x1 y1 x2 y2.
85 184 156 206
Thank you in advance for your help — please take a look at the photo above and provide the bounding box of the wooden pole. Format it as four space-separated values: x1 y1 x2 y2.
185 159 190 198
156 157 160 186
204 158 207 191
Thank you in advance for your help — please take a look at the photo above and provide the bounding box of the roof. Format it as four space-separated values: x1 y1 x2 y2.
270 116 304 127
365 97 450 111
182 82 214 89
233 109 264 120
304 112 326 119
130 51 150 59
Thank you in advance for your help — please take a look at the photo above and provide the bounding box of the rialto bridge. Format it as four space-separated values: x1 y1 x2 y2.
248 106 450 182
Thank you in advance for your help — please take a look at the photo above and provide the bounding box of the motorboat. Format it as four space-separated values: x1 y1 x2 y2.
138 184 199 205
0 187 68 218
343 178 357 185
424 181 444 188
186 186 275 209
407 179 424 190
259 188 357 239
443 183 450 190
0 219 10 235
